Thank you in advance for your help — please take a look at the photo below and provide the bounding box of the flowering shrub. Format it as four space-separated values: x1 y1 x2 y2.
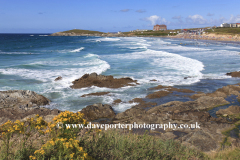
29 111 91 159
30 138 90 160
0 111 92 160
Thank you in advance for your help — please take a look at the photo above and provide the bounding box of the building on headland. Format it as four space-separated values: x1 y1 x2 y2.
220 23 240 28
153 24 167 31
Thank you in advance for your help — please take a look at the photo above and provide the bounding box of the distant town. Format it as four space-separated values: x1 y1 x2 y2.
51 22 240 42
129 22 240 35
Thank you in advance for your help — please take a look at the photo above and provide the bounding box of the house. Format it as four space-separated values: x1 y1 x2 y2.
237 23 240 27
153 24 167 31
230 23 237 27
220 23 230 27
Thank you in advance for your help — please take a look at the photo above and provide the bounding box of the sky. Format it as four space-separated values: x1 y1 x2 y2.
1 0 240 33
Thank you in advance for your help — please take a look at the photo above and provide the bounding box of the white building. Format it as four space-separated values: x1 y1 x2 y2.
220 23 230 27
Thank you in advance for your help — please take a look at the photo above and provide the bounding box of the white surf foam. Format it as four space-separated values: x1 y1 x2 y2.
0 56 111 87
84 53 99 58
0 51 38 55
102 49 204 86
70 47 84 52
97 37 121 41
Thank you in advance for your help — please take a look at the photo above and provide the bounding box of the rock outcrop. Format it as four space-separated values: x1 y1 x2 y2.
81 92 110 97
80 103 115 121
0 105 61 125
71 73 138 89
226 71 240 77
55 76 62 81
190 84 240 99
147 85 195 99
0 90 50 108
216 105 240 117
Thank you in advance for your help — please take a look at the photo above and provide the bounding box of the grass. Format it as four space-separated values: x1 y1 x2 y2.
207 146 240 160
122 29 181 37
205 27 240 35
80 129 208 160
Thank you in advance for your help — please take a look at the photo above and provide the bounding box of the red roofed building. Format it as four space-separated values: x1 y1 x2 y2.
153 24 167 31
237 23 240 27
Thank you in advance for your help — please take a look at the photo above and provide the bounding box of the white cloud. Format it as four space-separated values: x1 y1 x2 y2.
225 15 240 23
143 15 167 25
187 14 207 24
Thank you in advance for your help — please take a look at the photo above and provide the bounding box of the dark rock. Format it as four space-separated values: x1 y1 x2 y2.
113 99 122 105
55 76 62 81
150 85 195 93
71 73 138 89
226 71 240 77
146 90 171 99
184 76 192 79
147 85 195 99
150 79 157 81
0 90 50 108
80 103 115 121
81 92 110 97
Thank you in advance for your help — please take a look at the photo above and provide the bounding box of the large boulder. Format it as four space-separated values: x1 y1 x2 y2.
0 90 50 108
80 103 116 121
71 73 138 89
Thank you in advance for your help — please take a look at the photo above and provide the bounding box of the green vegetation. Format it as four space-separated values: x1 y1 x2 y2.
61 29 104 34
208 147 240 160
1 111 240 160
80 130 207 160
0 111 91 160
123 29 181 36
205 27 240 35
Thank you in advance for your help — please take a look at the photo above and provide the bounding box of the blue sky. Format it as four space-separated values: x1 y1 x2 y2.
1 0 240 33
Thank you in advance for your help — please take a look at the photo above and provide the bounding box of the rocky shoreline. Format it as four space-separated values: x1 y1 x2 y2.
1 72 240 152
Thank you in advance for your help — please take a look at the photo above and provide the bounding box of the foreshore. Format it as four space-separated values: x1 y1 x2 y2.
170 33 240 42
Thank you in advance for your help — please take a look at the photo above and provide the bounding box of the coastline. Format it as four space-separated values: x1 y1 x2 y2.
169 33 240 43
50 32 240 44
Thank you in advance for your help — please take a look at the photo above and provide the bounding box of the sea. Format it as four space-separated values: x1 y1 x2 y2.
0 34 240 114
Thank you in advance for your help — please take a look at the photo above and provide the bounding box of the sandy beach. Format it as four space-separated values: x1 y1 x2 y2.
171 33 240 42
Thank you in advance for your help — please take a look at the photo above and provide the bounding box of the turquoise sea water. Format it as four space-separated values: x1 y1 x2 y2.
0 34 240 112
